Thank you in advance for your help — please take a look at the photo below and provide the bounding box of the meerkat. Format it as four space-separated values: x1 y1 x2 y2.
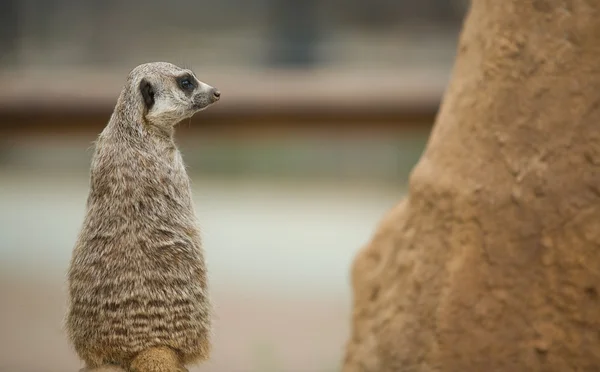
66 62 221 372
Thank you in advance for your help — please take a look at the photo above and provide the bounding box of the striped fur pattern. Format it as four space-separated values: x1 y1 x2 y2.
66 62 220 370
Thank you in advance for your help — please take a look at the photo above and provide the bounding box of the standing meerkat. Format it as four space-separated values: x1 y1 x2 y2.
66 62 221 372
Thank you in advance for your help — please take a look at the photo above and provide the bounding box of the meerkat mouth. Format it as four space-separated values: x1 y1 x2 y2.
192 102 212 111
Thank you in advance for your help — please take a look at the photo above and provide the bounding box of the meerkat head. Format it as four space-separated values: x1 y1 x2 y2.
123 62 221 129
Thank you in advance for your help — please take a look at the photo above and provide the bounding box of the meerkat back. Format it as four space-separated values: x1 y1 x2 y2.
66 62 221 372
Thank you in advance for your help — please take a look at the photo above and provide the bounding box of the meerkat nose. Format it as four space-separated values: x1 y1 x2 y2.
209 88 221 103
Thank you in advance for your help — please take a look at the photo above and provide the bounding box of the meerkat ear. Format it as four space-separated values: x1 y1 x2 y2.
139 79 155 110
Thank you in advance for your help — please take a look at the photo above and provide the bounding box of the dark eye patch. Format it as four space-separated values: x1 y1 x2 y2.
176 74 197 92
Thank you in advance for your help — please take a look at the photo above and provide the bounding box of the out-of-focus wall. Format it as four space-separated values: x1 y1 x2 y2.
0 1 467 371
1 0 466 70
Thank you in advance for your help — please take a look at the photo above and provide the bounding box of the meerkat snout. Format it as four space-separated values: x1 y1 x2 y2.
190 81 221 111
202 86 220 104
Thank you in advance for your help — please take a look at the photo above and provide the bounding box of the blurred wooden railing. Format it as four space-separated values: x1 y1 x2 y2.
0 68 446 137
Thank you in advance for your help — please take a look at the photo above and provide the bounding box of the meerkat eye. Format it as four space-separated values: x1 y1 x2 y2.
180 79 192 90
177 75 196 92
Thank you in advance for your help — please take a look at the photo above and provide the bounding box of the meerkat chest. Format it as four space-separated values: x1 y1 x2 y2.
153 149 195 210
168 149 192 188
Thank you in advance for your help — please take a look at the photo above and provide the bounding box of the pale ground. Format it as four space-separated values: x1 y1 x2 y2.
0 168 402 372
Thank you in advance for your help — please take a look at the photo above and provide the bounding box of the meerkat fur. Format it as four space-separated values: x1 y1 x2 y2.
66 62 220 372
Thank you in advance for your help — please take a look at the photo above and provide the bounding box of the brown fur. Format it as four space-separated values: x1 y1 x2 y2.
66 62 220 371
80 367 127 372
130 347 188 372
343 1 600 371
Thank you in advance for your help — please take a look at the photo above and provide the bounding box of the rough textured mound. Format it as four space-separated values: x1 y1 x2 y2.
343 1 600 371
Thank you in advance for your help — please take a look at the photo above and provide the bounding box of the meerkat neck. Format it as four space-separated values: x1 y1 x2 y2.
104 110 176 150
106 87 178 146
145 122 176 142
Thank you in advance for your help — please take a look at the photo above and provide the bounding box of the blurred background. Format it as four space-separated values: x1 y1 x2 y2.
0 1 467 371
